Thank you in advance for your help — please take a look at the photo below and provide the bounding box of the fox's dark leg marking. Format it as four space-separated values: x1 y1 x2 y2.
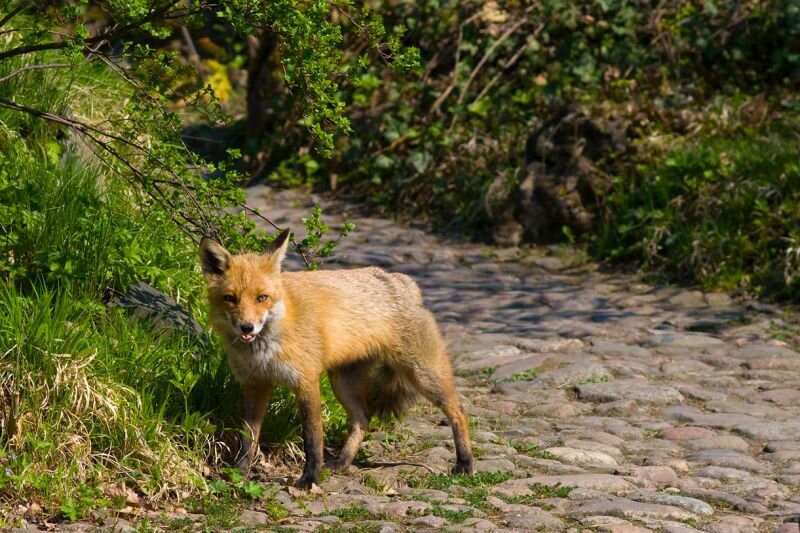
294 379 324 489
234 381 273 472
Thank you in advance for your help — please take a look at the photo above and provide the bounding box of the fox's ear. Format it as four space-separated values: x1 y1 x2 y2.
199 237 231 276
266 228 291 269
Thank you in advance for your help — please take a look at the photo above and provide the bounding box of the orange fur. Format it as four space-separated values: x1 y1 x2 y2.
200 231 473 488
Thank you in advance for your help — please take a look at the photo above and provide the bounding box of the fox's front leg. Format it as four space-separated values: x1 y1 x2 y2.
294 379 323 489
233 382 273 472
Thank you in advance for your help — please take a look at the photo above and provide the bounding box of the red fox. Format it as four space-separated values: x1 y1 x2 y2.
199 230 473 488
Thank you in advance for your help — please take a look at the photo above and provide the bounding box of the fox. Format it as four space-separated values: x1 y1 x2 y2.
199 229 474 489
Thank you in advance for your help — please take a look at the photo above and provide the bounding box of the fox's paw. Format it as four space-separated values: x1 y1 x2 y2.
327 457 352 473
233 451 253 473
294 475 319 491
452 460 474 476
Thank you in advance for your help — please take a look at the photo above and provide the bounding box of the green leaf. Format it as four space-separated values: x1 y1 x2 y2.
243 481 267 499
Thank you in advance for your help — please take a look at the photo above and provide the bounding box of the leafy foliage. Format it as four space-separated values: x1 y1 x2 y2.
0 1 413 262
223 0 800 296
598 108 800 297
255 0 798 235
0 2 395 521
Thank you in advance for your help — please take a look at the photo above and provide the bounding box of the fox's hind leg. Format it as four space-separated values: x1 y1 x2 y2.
406 314 474 475
328 361 372 471
414 366 474 474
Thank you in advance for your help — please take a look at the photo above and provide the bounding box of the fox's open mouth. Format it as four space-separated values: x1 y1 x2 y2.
240 334 255 342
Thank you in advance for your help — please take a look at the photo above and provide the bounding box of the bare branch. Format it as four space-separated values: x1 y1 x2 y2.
430 11 482 114
239 204 311 267
0 3 28 29
456 17 528 107
0 63 70 84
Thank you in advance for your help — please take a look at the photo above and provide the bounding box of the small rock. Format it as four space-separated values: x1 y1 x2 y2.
474 458 516 473
526 402 589 419
753 389 800 406
627 491 714 516
661 426 716 441
503 503 565 530
594 399 644 416
543 447 619 471
705 514 763 533
533 362 612 388
460 517 500 530
643 333 724 348
109 282 206 343
570 497 698 522
682 435 750 452
734 421 800 440
732 344 800 360
590 341 651 358
696 466 753 481
239 510 269 524
628 466 679 487
411 515 449 528
577 381 684 405
521 474 635 493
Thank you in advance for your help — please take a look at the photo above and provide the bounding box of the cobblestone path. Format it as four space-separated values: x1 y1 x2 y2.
235 186 800 533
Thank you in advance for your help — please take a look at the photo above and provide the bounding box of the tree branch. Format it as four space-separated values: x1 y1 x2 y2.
456 17 528 107
0 3 28 29
239 204 311 267
0 97 214 235
0 63 70 84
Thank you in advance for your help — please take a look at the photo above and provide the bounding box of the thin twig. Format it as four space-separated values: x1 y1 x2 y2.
239 204 311 267
430 12 482 114
0 63 71 84
0 3 27 29
471 23 542 105
456 17 528 107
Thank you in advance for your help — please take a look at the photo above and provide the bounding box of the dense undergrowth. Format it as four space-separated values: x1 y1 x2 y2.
0 28 347 526
599 103 800 296
237 0 800 297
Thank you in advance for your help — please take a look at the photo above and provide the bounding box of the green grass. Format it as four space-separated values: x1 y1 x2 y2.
404 471 513 490
426 504 474 523
0 40 347 523
464 488 492 512
501 368 539 382
595 109 800 299
576 375 609 385
330 505 388 522
510 442 557 460
520 482 573 500
457 366 496 381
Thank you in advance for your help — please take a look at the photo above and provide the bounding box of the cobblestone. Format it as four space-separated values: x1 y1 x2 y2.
108 187 800 531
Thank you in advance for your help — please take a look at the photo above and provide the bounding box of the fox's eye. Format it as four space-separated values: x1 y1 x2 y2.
256 294 269 303
223 294 236 303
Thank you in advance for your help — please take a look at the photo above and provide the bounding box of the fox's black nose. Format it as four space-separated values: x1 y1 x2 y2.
240 323 254 334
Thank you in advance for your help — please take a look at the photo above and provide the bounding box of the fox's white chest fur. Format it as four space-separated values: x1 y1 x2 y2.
225 309 300 387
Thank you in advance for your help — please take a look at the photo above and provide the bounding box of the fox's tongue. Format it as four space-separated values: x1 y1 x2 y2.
241 334 255 342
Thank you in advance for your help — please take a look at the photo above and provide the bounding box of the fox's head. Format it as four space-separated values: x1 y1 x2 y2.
199 230 290 343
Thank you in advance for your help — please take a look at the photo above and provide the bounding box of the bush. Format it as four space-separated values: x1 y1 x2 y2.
254 0 799 238
596 107 800 297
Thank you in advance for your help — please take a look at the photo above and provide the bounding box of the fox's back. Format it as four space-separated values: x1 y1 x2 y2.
280 267 429 366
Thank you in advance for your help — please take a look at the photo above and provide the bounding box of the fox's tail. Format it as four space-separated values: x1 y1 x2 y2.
367 363 418 420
